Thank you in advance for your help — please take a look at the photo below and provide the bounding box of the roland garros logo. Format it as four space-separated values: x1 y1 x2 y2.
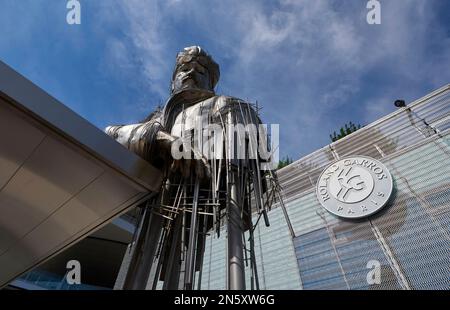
316 156 393 219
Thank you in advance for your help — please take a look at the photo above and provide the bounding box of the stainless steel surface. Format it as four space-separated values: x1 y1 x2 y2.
184 180 200 290
112 46 278 290
0 61 163 288
227 171 245 290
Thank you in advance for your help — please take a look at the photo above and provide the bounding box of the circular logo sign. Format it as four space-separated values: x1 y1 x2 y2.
316 156 393 219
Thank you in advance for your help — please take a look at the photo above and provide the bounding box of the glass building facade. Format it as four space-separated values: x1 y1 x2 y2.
198 84 450 290
6 216 136 290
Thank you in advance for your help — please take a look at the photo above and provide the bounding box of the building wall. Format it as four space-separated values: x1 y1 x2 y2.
199 84 450 290
199 207 302 290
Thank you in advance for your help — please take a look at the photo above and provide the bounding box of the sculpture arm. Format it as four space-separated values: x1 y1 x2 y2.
105 120 210 178
105 119 168 166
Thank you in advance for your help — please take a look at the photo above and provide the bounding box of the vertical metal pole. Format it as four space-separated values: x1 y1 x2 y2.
123 208 163 290
178 184 187 289
249 228 260 290
224 110 245 290
151 228 167 290
184 179 200 290
162 216 183 290
228 171 246 290
246 180 260 291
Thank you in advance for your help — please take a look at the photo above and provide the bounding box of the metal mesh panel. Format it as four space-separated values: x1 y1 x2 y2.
332 223 403 290
288 132 450 290
276 85 450 199
278 86 449 290
246 207 302 290
285 192 339 236
294 228 350 290
199 207 302 290
369 135 450 290
278 148 336 203
294 222 403 290
200 85 450 290
199 227 227 290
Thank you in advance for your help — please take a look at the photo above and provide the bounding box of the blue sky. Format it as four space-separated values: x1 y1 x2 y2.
1 0 449 160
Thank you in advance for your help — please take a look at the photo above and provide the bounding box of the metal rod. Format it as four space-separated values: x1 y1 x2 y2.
277 191 296 238
228 170 246 290
180 182 187 261
184 179 200 290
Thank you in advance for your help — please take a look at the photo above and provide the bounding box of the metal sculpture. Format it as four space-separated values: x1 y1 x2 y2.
106 46 283 290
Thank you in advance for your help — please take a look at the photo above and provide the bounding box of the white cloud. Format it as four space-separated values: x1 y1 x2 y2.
97 0 450 159
364 96 395 124
1 0 447 159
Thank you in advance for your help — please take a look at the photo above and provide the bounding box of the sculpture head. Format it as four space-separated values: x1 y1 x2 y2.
171 46 220 94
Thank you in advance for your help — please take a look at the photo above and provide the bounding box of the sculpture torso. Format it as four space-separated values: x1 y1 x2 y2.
169 95 262 163
105 46 278 291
